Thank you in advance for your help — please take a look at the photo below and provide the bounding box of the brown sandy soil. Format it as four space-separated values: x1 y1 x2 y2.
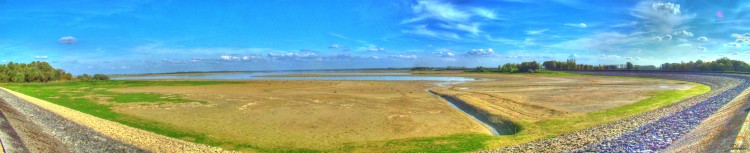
108 80 489 150
430 73 693 121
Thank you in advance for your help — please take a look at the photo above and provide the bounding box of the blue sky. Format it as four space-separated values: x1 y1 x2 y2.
1 0 750 74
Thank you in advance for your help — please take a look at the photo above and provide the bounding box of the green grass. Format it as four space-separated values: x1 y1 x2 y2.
0 78 711 152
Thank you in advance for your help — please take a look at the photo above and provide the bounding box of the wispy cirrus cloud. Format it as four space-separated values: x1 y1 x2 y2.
401 25 460 40
401 0 497 40
389 54 418 59
564 23 587 28
525 29 548 35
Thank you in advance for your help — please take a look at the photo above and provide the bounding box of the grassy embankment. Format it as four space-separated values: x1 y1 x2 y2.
484 82 710 148
1 72 710 152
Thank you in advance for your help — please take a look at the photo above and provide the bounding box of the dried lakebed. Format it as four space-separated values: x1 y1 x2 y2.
0 74 741 152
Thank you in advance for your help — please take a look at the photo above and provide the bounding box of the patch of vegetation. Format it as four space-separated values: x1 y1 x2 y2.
345 133 494 153
0 61 73 83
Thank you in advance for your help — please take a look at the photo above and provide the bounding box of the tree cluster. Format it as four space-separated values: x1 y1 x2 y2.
497 61 541 73
76 73 111 81
542 59 656 71
660 57 750 72
0 61 73 83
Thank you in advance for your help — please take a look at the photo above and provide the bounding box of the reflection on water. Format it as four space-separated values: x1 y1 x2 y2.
113 72 477 81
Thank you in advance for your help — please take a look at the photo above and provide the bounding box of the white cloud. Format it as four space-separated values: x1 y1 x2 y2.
329 33 347 39
624 57 641 61
465 48 496 56
664 34 672 40
405 0 471 23
673 30 693 37
267 51 319 60
218 55 239 61
472 8 498 20
599 54 622 59
365 47 386 52
525 29 548 35
389 54 418 59
439 22 481 35
162 59 182 63
610 21 638 28
651 2 681 15
402 25 460 40
631 1 694 34
59 36 77 44
653 36 663 41
242 56 262 61
329 44 344 49
33 56 48 60
401 0 498 40
724 42 742 48
433 49 456 57
697 46 707 51
404 0 496 23
697 36 708 41
565 23 587 28
732 33 750 45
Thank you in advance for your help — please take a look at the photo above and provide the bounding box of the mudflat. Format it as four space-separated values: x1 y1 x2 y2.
108 80 488 150
431 73 694 121
2 72 705 152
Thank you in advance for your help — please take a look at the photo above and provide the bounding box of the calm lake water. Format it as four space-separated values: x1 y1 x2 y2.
112 71 478 81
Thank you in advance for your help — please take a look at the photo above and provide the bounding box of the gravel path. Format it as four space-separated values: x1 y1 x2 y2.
481 72 750 153
0 87 233 153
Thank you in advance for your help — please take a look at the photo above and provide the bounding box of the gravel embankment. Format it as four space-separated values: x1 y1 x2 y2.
0 95 69 153
0 88 144 152
482 72 750 152
663 74 750 152
0 88 233 153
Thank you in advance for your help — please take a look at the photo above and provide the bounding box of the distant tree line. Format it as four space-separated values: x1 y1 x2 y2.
660 57 750 72
468 57 749 73
541 59 650 71
0 61 110 83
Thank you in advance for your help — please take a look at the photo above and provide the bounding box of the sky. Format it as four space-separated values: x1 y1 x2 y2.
1 0 750 74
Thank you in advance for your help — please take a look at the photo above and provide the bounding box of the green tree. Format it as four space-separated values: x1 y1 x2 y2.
77 74 92 81
626 62 634 70
93 74 110 81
